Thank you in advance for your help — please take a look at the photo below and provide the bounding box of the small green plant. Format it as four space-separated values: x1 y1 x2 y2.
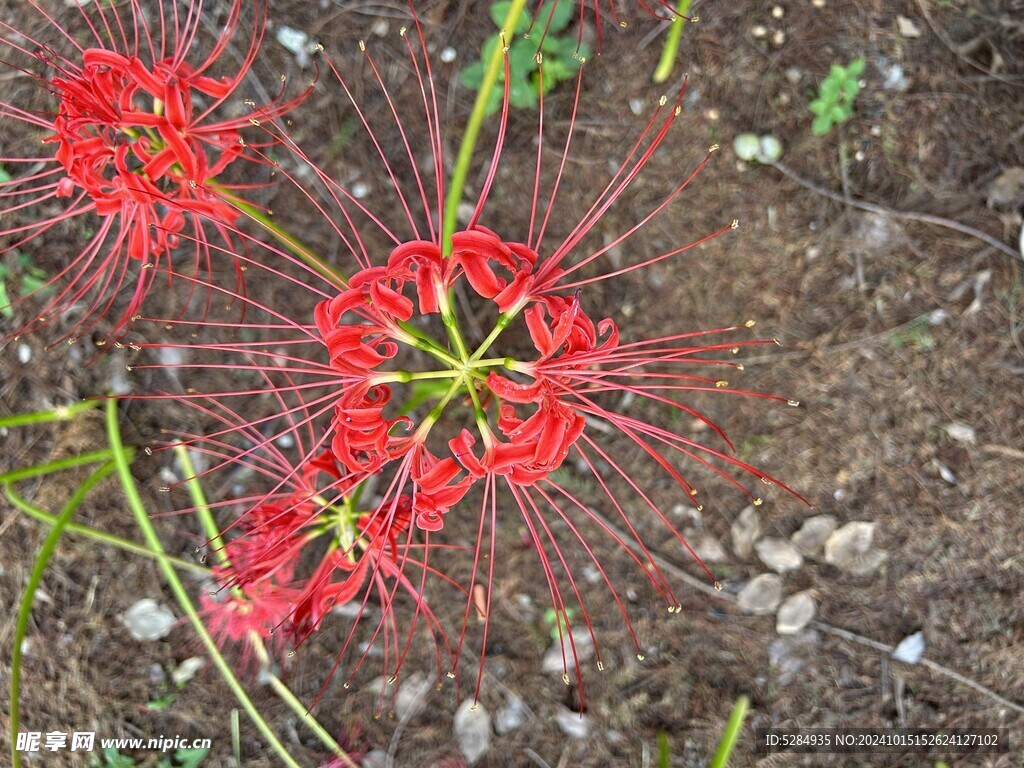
0 254 50 318
542 606 576 641
460 0 587 116
92 746 209 768
809 58 864 136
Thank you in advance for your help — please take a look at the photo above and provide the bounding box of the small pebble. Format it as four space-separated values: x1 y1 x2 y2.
440 46 457 63
18 344 32 364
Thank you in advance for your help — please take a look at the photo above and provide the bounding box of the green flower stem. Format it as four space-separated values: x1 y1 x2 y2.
173 443 228 569
709 695 750 768
0 399 98 429
413 378 466 442
11 461 117 768
0 449 115 484
464 375 493 438
172 447 351 762
395 320 463 369
467 357 510 369
217 189 347 288
249 638 356 768
652 0 693 84
104 399 306 768
469 306 520 362
3 484 208 576
441 0 530 257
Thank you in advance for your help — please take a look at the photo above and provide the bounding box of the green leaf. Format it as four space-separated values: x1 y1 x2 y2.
146 691 177 711
537 0 575 34
174 747 209 768
0 281 12 319
847 58 865 77
490 1 513 28
460 61 485 90
0 165 11 184
812 113 833 135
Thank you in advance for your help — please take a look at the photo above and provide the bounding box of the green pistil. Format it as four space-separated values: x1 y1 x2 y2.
469 307 521 362
436 285 470 363
464 377 493 440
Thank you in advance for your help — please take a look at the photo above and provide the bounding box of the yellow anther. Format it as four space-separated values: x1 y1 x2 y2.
597 661 605 671
359 40 366 51
562 673 570 685
736 364 744 371
400 27 407 36
715 380 728 388
659 95 667 106
788 400 800 407
714 581 723 591
745 319 756 327
248 118 260 126
636 653 645 661
753 498 763 506
731 219 740 229
709 143 720 152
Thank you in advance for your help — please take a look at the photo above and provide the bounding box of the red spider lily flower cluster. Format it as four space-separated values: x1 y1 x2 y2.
183 400 459 689
136 9 803 706
0 0 306 340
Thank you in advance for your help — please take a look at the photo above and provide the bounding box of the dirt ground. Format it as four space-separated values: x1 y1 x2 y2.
1 1 1022 767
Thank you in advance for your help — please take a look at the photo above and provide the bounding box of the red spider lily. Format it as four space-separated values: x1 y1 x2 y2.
0 0 307 341
139 7 804 703
164 392 463 700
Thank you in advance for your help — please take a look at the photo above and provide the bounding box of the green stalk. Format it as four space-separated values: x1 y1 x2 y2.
441 0 529 256
4 484 208 576
173 439 352 763
104 399 305 768
709 695 750 768
173 443 228 568
0 399 98 429
11 461 117 768
250 639 355 767
652 0 693 84
218 189 347 287
0 450 115 484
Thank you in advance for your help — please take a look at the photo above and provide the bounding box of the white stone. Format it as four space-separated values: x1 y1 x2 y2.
825 521 888 576
755 537 804 573
171 657 205 686
892 631 925 664
791 515 837 555
776 591 815 634
731 505 761 559
554 706 591 739
454 700 491 765
121 598 175 641
736 574 783 615
732 133 761 162
542 631 594 674
944 423 976 445
495 694 527 735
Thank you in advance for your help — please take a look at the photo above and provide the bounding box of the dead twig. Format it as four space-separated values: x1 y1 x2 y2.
770 161 1022 264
